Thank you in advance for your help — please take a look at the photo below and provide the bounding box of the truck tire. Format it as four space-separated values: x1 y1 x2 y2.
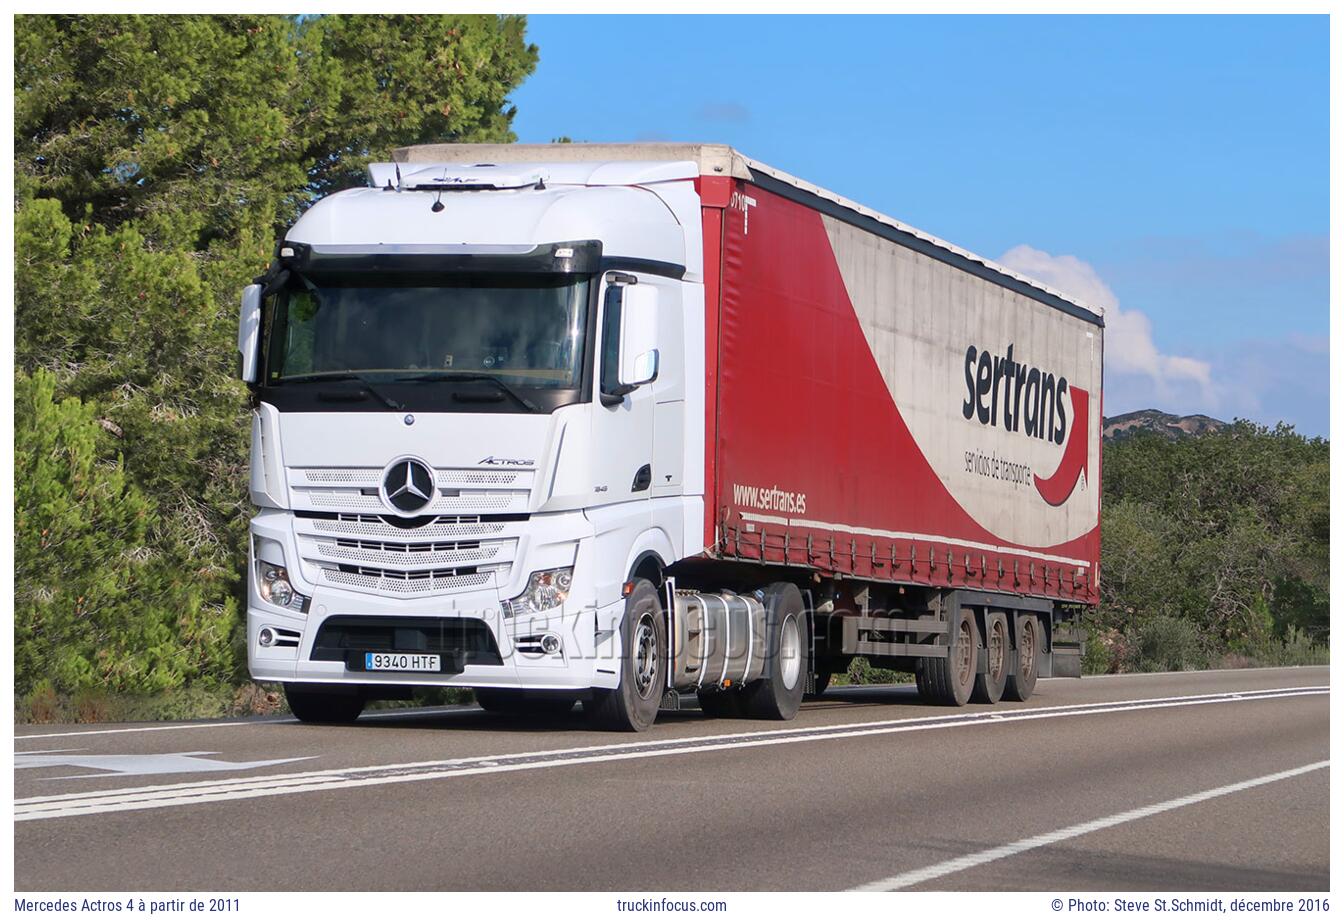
1003 613 1040 702
914 607 978 706
742 582 807 720
475 689 576 716
284 684 364 724
971 611 1009 704
697 689 748 719
585 578 665 732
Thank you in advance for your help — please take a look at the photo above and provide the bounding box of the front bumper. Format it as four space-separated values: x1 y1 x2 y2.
246 510 624 692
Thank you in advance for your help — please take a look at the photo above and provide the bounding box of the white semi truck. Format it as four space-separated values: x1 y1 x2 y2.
241 144 1098 732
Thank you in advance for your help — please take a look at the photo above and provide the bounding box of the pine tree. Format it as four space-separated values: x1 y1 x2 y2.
15 15 538 695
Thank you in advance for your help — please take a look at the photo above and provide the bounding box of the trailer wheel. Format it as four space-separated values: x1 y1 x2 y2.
697 689 748 719
914 608 978 706
586 578 665 732
971 611 1009 704
1003 613 1040 702
284 684 364 724
475 689 577 716
915 660 931 699
743 582 807 720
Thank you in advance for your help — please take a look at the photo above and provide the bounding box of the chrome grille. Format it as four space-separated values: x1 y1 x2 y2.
436 469 523 487
316 538 502 569
300 468 380 485
310 514 508 540
323 569 493 595
287 465 533 516
294 512 519 598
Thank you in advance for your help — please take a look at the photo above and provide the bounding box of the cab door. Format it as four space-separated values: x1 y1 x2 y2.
589 273 657 506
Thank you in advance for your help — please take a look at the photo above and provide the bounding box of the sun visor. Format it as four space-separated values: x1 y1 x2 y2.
367 162 548 191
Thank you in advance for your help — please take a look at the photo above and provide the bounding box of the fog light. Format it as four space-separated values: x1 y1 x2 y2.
540 634 561 655
258 626 277 648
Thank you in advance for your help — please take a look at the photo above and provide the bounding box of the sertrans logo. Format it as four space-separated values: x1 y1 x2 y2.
961 343 1089 507
962 343 1068 444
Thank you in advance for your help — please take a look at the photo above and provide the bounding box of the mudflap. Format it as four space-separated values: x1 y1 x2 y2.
1044 623 1086 678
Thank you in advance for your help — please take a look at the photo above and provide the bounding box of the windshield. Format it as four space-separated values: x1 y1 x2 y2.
262 274 591 393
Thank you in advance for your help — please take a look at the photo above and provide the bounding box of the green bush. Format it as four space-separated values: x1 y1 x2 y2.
829 657 910 686
1125 615 1209 672
1081 625 1123 675
16 680 287 724
15 369 237 695
1239 626 1330 668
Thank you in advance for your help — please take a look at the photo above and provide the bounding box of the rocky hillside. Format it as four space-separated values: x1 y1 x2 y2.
1103 409 1226 442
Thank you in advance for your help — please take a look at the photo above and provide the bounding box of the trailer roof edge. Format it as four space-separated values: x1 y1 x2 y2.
392 143 1106 324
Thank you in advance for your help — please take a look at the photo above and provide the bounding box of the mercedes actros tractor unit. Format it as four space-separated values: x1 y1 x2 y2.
241 143 1100 731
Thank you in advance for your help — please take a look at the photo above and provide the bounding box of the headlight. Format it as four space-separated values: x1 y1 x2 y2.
256 560 309 613
503 567 573 618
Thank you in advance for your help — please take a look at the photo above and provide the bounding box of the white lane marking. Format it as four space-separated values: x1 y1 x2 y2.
14 686 1326 821
14 720 294 740
16 686 1325 805
15 751 318 778
14 668 1324 741
851 760 1330 891
11 706 478 741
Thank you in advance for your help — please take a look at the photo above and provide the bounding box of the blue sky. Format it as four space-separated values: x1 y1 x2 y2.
509 14 1329 436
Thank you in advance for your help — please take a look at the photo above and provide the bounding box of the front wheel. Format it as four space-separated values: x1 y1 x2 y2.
284 684 364 724
586 579 666 732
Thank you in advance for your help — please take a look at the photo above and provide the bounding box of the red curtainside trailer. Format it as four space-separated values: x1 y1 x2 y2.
696 165 1102 607
690 150 1101 703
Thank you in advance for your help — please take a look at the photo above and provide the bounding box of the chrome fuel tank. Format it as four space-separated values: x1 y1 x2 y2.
668 591 767 692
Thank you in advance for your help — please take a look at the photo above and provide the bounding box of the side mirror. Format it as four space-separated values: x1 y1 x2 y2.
600 281 659 405
618 283 659 388
238 284 262 384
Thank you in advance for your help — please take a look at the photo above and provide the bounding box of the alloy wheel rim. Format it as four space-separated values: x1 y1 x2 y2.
989 619 1006 680
1020 618 1036 678
633 614 659 699
780 614 802 690
956 620 974 687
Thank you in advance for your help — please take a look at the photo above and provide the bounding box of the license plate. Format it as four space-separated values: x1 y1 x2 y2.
363 652 441 672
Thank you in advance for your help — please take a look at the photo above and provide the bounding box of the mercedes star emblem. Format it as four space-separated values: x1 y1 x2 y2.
381 458 435 514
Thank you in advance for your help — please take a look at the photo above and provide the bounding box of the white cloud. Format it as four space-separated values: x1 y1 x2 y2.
998 244 1215 404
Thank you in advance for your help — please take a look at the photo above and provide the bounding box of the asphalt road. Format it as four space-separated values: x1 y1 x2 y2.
14 666 1329 892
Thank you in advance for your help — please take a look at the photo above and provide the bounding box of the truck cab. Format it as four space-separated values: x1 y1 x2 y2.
241 156 706 730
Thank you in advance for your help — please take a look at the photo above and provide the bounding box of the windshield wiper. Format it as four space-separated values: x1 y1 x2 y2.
282 372 404 410
394 372 540 412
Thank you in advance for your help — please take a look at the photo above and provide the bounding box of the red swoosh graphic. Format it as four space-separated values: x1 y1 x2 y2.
1034 386 1090 506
